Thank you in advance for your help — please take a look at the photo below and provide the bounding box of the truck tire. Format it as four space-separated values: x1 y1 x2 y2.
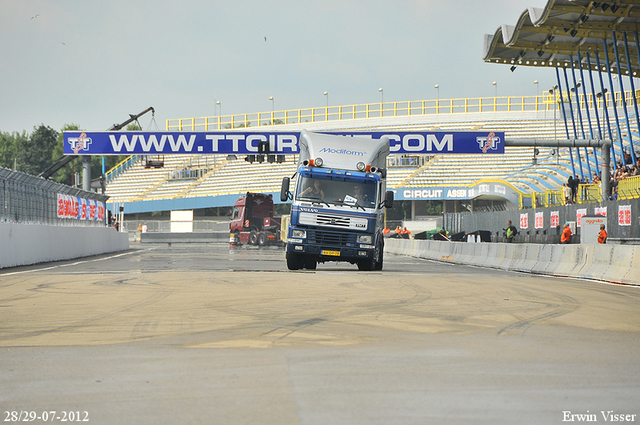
249 230 259 245
357 257 375 271
374 242 384 270
258 232 267 246
286 252 303 270
304 257 317 270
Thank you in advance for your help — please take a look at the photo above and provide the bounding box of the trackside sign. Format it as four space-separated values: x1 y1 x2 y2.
63 131 505 155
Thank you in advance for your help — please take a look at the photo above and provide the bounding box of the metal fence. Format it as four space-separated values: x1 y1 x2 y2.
1 166 110 226
444 198 640 243
122 219 229 233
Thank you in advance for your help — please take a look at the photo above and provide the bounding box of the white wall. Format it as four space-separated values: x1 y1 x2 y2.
385 239 640 286
0 223 129 269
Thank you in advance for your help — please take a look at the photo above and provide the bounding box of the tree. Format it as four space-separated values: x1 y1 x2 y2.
0 131 25 169
15 125 58 175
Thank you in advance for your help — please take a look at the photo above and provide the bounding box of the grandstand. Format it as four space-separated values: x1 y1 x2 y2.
104 93 639 214
104 100 640 213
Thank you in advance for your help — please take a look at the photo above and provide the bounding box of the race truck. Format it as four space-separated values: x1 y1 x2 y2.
280 130 394 270
229 192 282 246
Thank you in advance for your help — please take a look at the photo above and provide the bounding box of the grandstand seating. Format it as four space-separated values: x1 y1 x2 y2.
105 108 640 206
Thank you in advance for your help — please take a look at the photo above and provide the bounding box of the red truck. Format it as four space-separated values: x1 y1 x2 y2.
229 192 282 246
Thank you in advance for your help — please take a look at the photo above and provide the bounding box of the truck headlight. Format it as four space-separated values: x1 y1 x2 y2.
357 235 372 244
292 229 306 238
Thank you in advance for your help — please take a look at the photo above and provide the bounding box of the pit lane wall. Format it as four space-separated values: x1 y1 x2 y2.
0 223 129 269
385 239 640 286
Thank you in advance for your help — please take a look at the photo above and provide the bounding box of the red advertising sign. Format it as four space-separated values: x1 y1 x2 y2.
550 211 559 227
520 213 528 229
535 212 544 229
618 205 632 226
576 208 587 227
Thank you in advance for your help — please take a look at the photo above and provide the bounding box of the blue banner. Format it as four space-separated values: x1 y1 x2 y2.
64 130 505 155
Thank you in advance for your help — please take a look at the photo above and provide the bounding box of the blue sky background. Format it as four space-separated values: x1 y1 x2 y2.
1 0 555 133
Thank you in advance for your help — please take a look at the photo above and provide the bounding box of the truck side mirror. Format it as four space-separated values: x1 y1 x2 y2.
384 190 394 209
280 177 291 202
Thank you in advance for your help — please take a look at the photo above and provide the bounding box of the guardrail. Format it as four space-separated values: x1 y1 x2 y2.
385 239 639 286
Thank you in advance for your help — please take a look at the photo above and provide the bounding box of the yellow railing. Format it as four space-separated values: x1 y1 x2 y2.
618 174 640 200
105 155 140 183
167 95 555 131
167 90 640 131
530 175 640 207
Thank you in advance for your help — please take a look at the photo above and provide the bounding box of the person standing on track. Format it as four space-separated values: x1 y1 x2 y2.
561 222 572 244
505 220 518 243
597 224 607 244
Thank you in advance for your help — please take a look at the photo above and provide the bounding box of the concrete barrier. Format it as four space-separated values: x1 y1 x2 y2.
0 223 129 269
385 239 640 286
140 232 228 243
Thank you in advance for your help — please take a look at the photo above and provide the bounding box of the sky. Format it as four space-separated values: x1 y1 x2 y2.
0 0 556 134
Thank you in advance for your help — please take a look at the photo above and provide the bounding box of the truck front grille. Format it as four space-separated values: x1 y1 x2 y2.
308 229 356 247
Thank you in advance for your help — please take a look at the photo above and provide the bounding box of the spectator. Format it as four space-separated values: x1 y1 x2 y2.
505 220 518 243
597 224 607 244
561 222 572 244
568 176 579 203
563 183 571 205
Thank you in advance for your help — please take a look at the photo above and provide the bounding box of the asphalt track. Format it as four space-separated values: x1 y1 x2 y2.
1 243 638 425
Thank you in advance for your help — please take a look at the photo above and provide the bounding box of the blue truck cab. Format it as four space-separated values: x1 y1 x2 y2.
281 130 394 270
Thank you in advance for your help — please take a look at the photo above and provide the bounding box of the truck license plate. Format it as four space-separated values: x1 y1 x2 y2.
322 250 341 256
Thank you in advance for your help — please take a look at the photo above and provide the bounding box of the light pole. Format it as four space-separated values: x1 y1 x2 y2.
379 88 383 116
434 84 439 114
492 81 497 112
216 100 221 129
534 80 539 116
269 96 274 112
324 91 329 121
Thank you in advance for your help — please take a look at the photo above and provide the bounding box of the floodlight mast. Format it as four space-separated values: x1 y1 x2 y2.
505 138 612 202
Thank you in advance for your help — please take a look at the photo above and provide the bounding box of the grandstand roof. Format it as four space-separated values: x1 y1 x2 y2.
483 1 640 75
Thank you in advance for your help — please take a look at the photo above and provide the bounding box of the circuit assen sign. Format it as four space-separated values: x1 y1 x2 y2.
63 131 505 155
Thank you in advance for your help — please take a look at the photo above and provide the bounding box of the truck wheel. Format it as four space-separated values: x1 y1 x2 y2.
249 230 259 245
374 242 384 270
357 257 375 271
258 232 267 246
374 249 383 270
304 257 317 270
286 252 303 270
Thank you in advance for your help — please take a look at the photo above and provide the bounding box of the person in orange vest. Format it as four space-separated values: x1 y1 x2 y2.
597 224 607 244
401 227 411 239
383 227 391 235
394 226 402 235
561 222 572 244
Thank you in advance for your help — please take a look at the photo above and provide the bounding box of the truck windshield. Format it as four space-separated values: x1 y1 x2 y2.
296 176 377 208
